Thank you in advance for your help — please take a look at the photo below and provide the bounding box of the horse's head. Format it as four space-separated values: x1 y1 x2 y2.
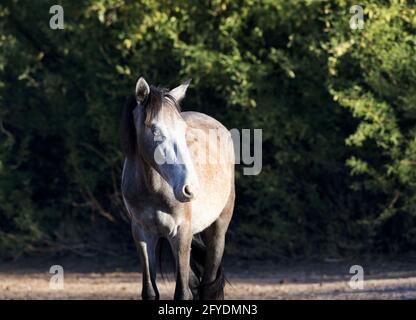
128 77 198 203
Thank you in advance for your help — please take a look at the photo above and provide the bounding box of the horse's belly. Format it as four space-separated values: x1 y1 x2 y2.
190 177 232 234
191 206 221 234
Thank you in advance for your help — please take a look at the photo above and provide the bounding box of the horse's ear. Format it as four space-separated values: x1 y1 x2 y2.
169 79 191 103
135 77 150 103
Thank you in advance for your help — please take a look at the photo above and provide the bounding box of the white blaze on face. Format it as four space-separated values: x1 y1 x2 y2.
152 105 199 201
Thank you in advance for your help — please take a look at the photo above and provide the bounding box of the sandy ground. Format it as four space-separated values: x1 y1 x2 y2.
1 256 416 299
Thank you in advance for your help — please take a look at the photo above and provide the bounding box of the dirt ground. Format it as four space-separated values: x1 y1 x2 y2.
1 255 416 300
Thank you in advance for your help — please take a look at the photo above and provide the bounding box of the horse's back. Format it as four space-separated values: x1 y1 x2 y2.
181 111 235 234
181 111 227 130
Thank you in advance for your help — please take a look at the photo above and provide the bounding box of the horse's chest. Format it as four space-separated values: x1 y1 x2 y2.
124 194 182 237
142 208 181 237
122 167 179 236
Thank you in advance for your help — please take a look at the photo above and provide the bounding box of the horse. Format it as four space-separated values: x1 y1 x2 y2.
120 77 235 300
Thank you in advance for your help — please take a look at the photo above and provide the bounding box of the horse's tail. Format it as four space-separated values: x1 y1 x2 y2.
190 234 226 300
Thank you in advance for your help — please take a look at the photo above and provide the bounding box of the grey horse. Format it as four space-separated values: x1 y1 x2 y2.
121 77 235 300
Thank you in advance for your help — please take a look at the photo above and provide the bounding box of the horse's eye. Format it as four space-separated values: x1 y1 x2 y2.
151 125 160 135
151 125 164 140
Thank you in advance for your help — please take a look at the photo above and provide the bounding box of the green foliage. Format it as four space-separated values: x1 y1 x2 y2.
327 1 416 251
0 0 414 259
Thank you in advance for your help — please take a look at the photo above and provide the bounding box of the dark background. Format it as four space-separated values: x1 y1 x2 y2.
0 0 415 261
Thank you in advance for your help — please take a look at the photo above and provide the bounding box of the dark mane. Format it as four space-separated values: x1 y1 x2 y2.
120 95 138 158
120 85 181 158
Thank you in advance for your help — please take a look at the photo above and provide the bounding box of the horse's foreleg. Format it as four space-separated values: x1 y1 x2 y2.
169 221 193 300
132 222 159 300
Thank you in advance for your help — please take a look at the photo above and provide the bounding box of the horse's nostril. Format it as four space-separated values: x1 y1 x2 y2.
183 185 194 200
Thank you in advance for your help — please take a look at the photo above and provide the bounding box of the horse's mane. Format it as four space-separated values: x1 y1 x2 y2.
120 85 181 158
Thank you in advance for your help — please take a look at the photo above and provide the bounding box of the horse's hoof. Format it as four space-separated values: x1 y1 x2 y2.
200 286 224 300
143 296 159 300
141 291 159 300
142 295 159 300
174 289 193 300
